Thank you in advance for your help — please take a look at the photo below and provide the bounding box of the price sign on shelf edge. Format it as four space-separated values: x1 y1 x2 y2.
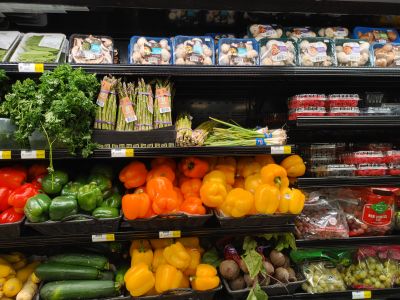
92 233 115 242
0 151 11 159
271 145 292 155
18 63 44 73
352 291 372 299
21 150 45 159
159 230 181 239
111 148 134 158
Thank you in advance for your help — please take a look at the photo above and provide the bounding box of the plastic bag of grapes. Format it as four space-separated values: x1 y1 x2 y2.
301 261 347 293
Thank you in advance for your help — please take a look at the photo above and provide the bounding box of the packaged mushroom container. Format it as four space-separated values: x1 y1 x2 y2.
335 39 371 67
217 38 259 66
260 38 298 66
285 27 317 40
69 34 113 64
248 24 283 41
372 43 400 67
354 26 400 43
173 36 214 65
129 36 172 65
318 27 350 39
298 38 336 67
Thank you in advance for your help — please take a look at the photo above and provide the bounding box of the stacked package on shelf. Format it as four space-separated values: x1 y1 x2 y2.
326 94 361 116
288 94 327 120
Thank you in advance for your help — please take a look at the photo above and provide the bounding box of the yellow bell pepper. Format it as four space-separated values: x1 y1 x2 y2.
289 188 305 214
130 239 151 256
163 242 191 270
260 164 289 192
244 173 262 194
145 287 159 296
233 177 245 189
190 264 220 291
280 155 306 178
125 263 155 297
255 184 280 214
155 264 183 293
177 237 200 248
152 249 167 271
183 247 201 276
150 238 173 249
220 188 254 217
180 275 190 288
236 157 254 177
279 187 294 213
241 162 261 178
203 170 226 185
200 181 227 208
131 247 153 267
215 164 235 185
254 154 275 166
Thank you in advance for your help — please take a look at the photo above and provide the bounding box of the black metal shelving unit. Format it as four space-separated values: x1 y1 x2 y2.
297 176 400 188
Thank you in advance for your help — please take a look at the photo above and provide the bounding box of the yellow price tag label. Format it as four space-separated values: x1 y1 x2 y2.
92 233 115 242
18 63 44 73
21 150 45 159
271 146 292 155
352 291 371 299
35 64 44 73
0 151 11 159
159 230 181 239
111 148 134 158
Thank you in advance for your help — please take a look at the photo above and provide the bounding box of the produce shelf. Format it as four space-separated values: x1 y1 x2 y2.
289 288 400 300
297 176 400 189
294 116 400 128
297 235 400 248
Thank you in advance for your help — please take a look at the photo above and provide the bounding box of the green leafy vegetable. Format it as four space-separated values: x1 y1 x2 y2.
242 237 264 279
260 233 297 251
201 247 222 268
246 283 268 300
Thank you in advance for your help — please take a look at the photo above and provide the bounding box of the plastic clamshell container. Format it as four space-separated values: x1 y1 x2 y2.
341 151 385 164
372 42 400 67
248 24 283 41
327 107 360 116
318 27 350 39
327 94 360 107
259 38 298 66
361 107 393 115
303 143 337 158
288 94 327 108
69 34 113 64
298 37 336 67
308 156 337 167
385 151 400 164
217 38 259 66
313 164 356 177
355 164 388 176
335 39 372 67
0 118 20 149
0 31 22 62
173 36 215 65
10 33 66 63
288 107 326 120
129 36 172 65
353 26 400 43
388 164 400 176
206 33 236 44
284 27 317 39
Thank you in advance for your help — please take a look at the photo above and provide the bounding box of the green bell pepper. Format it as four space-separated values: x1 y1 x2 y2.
77 182 103 212
89 174 112 193
92 207 119 219
101 192 122 209
90 164 113 179
61 181 83 199
24 194 52 223
49 196 78 221
42 170 69 195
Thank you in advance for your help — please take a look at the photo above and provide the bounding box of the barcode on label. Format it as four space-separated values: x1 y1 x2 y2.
159 230 181 238
21 150 45 159
159 107 172 113
111 148 134 158
92 233 115 242
352 291 371 299
271 146 291 154
0 151 11 159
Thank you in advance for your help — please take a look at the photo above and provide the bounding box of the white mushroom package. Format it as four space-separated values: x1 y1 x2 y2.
285 27 317 40
130 36 172 65
373 43 400 67
218 38 259 66
335 39 370 67
318 27 349 39
260 38 297 66
69 34 113 64
299 38 336 67
248 24 283 41
173 36 214 65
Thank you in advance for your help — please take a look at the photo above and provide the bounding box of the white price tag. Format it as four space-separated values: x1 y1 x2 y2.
352 291 371 299
0 151 11 159
18 63 44 73
159 230 181 239
111 148 134 158
21 150 45 159
271 146 291 155
92 233 115 242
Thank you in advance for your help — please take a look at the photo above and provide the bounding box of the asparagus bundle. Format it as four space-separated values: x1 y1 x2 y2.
191 120 217 146
175 112 194 147
204 117 287 146
116 81 136 131
95 76 117 130
135 78 153 131
154 80 173 129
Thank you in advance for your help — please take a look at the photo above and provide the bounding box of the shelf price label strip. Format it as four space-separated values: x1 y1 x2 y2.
18 63 44 73
352 291 371 299
271 146 292 155
159 230 181 239
20 150 45 159
0 151 11 159
92 233 115 242
111 148 134 158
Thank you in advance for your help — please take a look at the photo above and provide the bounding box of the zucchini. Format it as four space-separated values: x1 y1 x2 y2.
99 270 114 281
35 262 102 281
48 253 109 270
40 280 120 300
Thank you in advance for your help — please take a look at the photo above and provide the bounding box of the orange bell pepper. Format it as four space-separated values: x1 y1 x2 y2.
146 165 175 183
180 197 206 215
236 157 254 177
203 171 226 185
217 157 237 169
122 193 151 220
134 186 146 194
178 175 191 187
174 187 184 203
181 178 202 198
233 177 245 189
260 164 289 192
151 157 176 171
220 188 254 217
119 161 148 189
152 190 181 214
204 157 218 172
254 184 280 214
183 247 201 276
191 264 220 291
241 162 261 178
200 181 227 208
244 173 262 194
180 275 190 288
215 164 235 185
146 177 174 200
255 155 275 166
179 157 209 178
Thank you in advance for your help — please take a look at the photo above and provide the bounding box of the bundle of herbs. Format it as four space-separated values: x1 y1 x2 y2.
0 64 99 174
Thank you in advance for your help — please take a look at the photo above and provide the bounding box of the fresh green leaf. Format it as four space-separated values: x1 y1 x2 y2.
242 249 263 280
243 236 257 253
201 247 222 268
246 283 268 300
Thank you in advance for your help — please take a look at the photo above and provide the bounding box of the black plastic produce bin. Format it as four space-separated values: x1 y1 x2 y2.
0 217 24 239
132 285 222 300
25 214 121 235
214 211 297 228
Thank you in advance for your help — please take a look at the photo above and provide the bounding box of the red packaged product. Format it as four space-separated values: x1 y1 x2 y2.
327 107 360 116
355 164 388 176
388 164 400 176
385 150 400 164
288 107 326 120
327 94 360 107
289 94 327 109
341 151 385 164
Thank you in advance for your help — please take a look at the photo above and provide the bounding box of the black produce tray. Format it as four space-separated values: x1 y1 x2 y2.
92 126 176 147
215 211 296 228
0 217 24 239
132 285 222 300
123 212 213 231
25 214 121 235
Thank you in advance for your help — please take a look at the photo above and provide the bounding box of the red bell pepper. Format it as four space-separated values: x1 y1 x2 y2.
28 163 48 181
0 187 12 212
8 183 39 213
0 167 27 190
0 207 24 224
31 175 44 190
